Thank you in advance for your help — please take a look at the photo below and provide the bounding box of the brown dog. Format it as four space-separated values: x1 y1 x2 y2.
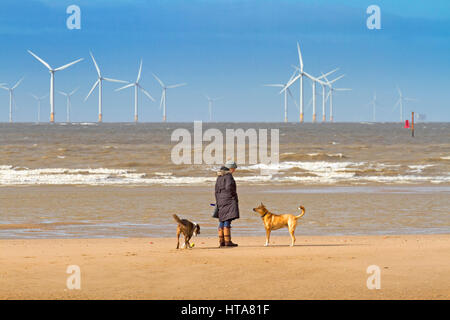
173 214 200 249
253 203 305 247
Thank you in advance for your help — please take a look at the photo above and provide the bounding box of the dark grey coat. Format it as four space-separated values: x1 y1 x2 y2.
215 170 240 222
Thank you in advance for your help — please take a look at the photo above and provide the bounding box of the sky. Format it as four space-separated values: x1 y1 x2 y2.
0 0 449 122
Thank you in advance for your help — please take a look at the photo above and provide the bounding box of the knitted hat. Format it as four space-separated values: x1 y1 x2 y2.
224 160 237 169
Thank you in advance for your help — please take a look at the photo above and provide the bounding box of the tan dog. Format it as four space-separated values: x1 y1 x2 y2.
253 203 305 247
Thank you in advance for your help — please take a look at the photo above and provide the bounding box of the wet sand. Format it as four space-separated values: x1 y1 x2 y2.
0 234 449 299
1 185 449 238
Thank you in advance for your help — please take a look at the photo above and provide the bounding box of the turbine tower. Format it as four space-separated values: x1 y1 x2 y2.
265 71 298 123
205 95 223 122
368 92 379 122
85 52 127 122
28 50 83 123
152 74 186 122
30 93 47 123
115 60 155 123
0 78 24 123
58 88 78 123
394 87 416 122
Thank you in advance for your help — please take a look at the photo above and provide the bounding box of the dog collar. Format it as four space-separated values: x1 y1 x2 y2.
261 212 268 218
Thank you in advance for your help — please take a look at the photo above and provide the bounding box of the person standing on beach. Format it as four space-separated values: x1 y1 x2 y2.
215 160 239 247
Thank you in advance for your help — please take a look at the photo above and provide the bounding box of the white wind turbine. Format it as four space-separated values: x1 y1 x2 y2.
205 95 223 122
322 74 350 122
394 87 416 122
367 92 380 122
291 67 338 123
0 78 24 123
85 52 127 122
30 93 47 123
265 71 298 123
152 74 186 122
316 69 339 123
58 88 78 123
282 42 321 123
27 50 83 123
115 60 155 123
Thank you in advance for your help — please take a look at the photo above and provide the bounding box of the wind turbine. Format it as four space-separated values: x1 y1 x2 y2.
367 92 379 122
115 60 155 123
30 93 47 123
58 88 78 123
27 50 83 123
85 52 127 122
322 74 350 122
316 69 339 123
282 42 320 123
205 95 223 122
265 71 298 123
152 74 186 122
394 87 416 122
0 78 24 123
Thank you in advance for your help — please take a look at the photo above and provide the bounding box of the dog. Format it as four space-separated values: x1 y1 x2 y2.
173 214 200 249
252 203 305 247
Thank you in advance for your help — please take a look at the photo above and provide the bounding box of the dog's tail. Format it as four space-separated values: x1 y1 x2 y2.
172 214 182 224
295 206 306 219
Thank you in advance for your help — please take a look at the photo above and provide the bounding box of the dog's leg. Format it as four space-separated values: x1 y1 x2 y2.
185 235 191 249
176 227 181 249
289 222 297 247
265 228 271 247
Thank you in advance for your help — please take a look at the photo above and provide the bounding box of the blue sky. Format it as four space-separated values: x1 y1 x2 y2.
0 0 449 122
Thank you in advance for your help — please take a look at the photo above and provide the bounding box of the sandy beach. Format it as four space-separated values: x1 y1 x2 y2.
0 234 448 300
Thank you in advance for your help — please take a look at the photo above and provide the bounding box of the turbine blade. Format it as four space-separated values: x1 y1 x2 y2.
329 74 345 84
334 88 352 91
136 60 143 82
70 87 79 96
152 73 165 87
54 58 84 71
27 50 52 70
139 86 155 101
317 68 339 80
30 93 38 100
159 94 164 110
115 83 134 91
85 79 100 101
282 74 301 92
297 42 304 71
264 84 284 87
103 77 128 83
287 88 298 109
167 83 187 89
89 51 101 77
12 77 24 90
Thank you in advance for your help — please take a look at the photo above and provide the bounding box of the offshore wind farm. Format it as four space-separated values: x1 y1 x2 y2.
1 41 424 124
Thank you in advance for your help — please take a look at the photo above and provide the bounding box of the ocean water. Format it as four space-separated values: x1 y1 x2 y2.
0 122 449 186
0 122 449 238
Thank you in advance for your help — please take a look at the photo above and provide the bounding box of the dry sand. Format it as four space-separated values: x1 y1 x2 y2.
0 234 449 300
